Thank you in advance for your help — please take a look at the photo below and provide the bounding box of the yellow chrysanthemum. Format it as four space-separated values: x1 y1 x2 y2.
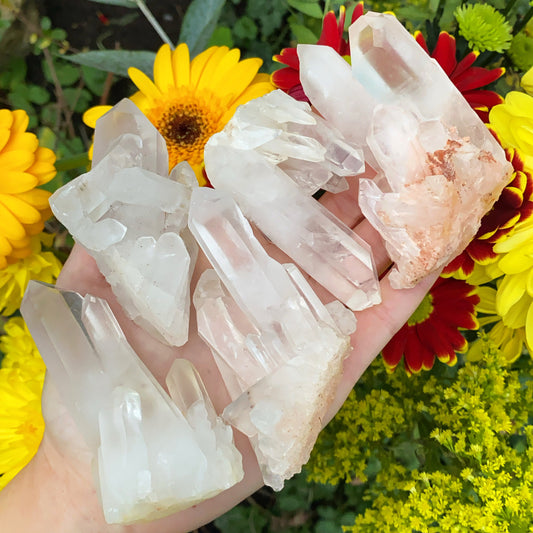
83 44 274 186
489 91 533 172
0 232 62 316
0 109 56 268
491 217 533 351
0 317 45 490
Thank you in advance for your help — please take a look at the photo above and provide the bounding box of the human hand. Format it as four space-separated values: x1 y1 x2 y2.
0 175 439 533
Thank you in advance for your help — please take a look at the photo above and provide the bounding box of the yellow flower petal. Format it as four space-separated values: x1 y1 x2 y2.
0 235 12 256
198 48 241 92
10 110 29 133
0 150 34 172
503 292 530 328
0 203 25 240
15 189 51 210
82 105 113 128
216 57 263 102
0 109 13 129
476 285 496 313
172 43 190 87
526 303 533 353
496 270 529 317
0 194 40 224
0 171 38 194
3 132 39 154
190 46 221 88
153 44 174 92
128 67 162 101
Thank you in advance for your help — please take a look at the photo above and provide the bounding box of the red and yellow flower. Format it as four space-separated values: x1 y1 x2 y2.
443 137 533 278
382 277 480 374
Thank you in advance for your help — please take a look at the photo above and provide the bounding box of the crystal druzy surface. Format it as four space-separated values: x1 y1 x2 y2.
189 187 353 490
298 12 512 287
21 281 243 524
50 99 198 346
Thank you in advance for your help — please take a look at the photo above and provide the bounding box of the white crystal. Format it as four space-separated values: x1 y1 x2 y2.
50 100 198 346
20 281 243 524
189 188 351 490
204 142 380 311
297 13 512 287
221 89 364 194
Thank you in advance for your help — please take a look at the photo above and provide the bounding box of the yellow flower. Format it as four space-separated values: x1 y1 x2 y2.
522 66 533 96
0 317 45 490
0 109 56 268
492 217 533 351
0 232 62 316
469 285 527 363
489 91 533 172
83 44 274 185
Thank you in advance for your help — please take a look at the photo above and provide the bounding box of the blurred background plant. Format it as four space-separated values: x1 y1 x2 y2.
0 0 532 531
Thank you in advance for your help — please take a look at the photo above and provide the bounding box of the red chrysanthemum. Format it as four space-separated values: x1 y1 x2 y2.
271 2 365 102
443 131 533 278
382 277 480 374
415 31 504 121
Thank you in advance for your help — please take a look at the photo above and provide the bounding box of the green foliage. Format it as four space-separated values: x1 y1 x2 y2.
178 0 227 57
62 50 156 78
306 341 533 531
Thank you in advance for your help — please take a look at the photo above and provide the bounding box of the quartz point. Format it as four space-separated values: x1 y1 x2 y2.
298 13 513 288
221 89 365 194
204 141 380 311
20 281 243 525
50 99 198 346
188 187 353 490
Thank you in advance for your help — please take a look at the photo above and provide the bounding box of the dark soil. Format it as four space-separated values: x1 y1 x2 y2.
42 0 192 52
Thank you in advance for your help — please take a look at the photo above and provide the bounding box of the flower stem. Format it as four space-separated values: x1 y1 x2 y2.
54 153 90 172
514 6 533 35
501 0 520 18
134 0 174 49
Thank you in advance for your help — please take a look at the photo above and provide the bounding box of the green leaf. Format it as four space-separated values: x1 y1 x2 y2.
179 0 226 57
207 26 234 47
62 87 93 113
288 0 323 18
246 0 287 38
43 60 80 86
81 65 109 96
234 15 258 40
62 50 156 78
316 520 341 533
290 23 318 44
27 85 50 105
87 0 137 7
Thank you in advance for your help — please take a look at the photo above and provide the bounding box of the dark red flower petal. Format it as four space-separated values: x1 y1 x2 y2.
414 31 429 53
464 90 505 110
351 1 365 23
453 51 479 78
271 68 301 91
432 32 457 76
442 253 475 277
453 67 505 92
382 325 408 369
403 331 427 373
318 10 343 51
273 48 299 69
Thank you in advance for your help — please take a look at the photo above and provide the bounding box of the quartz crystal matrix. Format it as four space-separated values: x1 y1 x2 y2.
50 99 197 346
204 99 380 311
189 187 354 490
21 281 243 524
298 12 512 287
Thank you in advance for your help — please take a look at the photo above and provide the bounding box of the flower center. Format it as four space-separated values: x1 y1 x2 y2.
407 293 434 326
147 89 222 171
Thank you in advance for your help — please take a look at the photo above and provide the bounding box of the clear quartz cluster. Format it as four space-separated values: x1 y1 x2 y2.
189 187 354 490
50 99 198 346
297 12 513 287
204 132 381 312
20 281 243 525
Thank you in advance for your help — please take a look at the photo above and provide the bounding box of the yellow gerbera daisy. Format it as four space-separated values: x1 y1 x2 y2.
522 66 533 97
0 232 63 316
83 44 274 185
0 317 45 490
0 109 56 268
